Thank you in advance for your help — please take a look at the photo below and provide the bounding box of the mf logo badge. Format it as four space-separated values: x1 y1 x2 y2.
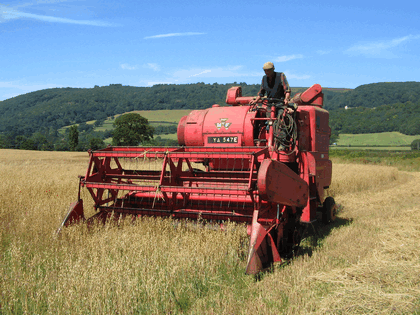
215 118 231 130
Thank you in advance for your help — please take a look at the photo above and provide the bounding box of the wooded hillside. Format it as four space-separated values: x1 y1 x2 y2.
0 81 419 150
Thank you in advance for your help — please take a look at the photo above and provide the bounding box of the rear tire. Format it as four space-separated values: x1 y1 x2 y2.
322 197 337 224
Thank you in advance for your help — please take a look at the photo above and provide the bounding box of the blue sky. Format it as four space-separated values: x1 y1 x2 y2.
1 0 419 101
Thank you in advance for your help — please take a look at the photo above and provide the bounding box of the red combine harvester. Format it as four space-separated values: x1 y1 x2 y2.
60 84 336 274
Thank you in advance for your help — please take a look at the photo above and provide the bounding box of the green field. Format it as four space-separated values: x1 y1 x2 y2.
132 109 193 122
330 149 420 172
90 109 193 143
91 109 192 132
331 146 412 151
61 109 193 143
336 132 418 147
155 133 178 140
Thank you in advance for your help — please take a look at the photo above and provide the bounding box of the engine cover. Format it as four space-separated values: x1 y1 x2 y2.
177 105 257 147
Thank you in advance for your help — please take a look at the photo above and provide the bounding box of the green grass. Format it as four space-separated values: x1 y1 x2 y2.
96 110 192 143
331 146 411 151
336 132 419 146
155 133 178 141
68 109 193 133
92 109 190 143
131 109 193 122
330 149 420 172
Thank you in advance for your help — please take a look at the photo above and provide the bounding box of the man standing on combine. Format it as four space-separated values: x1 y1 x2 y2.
250 62 297 151
250 62 295 113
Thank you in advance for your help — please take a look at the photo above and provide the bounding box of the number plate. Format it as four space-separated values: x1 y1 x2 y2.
207 136 239 144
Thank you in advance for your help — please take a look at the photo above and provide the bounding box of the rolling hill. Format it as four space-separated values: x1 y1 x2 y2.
1 82 419 150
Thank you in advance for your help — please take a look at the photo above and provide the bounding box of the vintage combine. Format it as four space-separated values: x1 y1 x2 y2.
59 84 336 274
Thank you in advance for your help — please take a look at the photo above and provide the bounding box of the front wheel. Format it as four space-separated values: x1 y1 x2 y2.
322 197 337 224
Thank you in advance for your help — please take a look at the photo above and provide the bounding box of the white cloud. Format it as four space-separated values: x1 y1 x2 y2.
157 65 262 85
145 63 161 71
317 50 331 55
120 63 138 70
144 32 206 39
346 35 420 57
274 54 304 62
120 63 161 71
283 71 311 80
174 66 246 78
138 65 259 87
0 4 115 26
189 70 211 77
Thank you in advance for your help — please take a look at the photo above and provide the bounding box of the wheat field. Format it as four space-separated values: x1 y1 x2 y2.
1 149 420 314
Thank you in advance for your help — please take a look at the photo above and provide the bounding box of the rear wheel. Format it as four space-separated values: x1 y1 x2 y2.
322 197 337 224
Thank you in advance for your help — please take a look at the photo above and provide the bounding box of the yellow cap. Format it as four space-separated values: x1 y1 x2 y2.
263 62 274 70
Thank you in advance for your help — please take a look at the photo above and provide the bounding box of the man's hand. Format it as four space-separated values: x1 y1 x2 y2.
286 107 294 114
250 97 260 105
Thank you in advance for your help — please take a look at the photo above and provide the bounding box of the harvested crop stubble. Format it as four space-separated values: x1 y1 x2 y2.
258 164 420 314
1 149 420 314
327 163 403 196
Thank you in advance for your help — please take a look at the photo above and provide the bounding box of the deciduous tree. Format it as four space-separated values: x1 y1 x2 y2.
112 113 153 146
68 125 79 151
411 139 420 151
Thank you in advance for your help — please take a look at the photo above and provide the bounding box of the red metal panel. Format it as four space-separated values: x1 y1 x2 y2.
177 115 188 145
296 107 311 152
297 106 330 153
292 84 324 107
301 84 323 104
257 159 308 207
202 106 252 146
303 152 332 203
183 109 209 146
310 107 330 153
225 86 242 105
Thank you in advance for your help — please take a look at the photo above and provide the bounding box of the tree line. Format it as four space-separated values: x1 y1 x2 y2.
1 82 419 150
